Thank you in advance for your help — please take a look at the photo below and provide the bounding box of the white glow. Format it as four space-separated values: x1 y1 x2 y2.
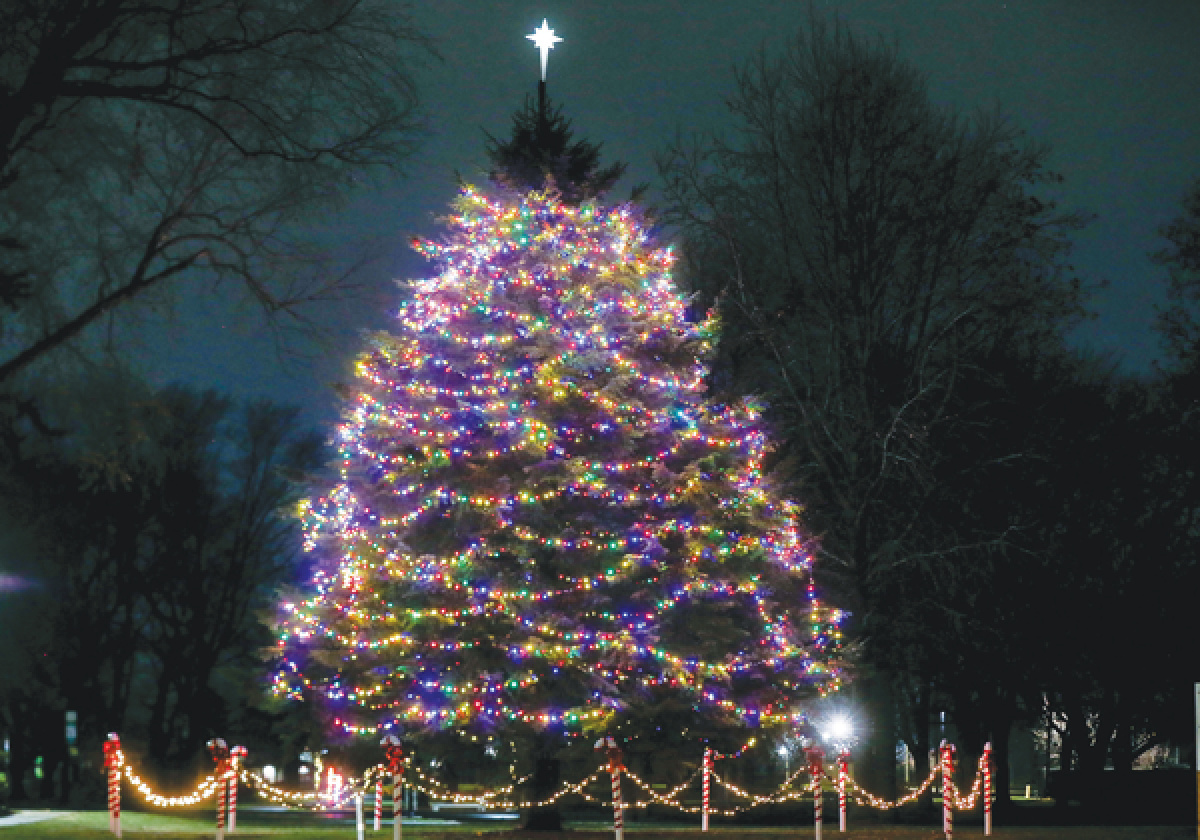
777 745 788 757
824 715 854 741
526 19 563 82
263 765 277 784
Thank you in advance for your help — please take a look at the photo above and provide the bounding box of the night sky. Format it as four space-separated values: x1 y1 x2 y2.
133 0 1200 430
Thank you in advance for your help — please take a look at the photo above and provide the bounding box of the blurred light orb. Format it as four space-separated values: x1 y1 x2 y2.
0 574 32 593
824 715 854 741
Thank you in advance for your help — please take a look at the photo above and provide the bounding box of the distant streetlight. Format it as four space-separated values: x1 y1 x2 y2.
778 744 791 778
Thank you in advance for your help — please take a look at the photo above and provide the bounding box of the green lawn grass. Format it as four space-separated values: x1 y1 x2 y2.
1 811 1196 840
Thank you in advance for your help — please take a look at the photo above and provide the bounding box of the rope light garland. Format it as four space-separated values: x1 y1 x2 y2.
108 748 221 808
97 731 994 837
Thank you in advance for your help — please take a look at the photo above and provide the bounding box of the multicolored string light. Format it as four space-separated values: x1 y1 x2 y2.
276 185 843 735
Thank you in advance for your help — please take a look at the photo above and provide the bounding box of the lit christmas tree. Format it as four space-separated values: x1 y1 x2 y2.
275 184 843 743
275 26 840 822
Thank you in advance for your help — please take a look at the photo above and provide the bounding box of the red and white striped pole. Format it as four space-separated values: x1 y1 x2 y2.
702 747 711 831
374 769 383 831
228 746 246 833
208 738 230 840
103 734 122 838
805 747 825 840
596 736 624 840
381 735 404 840
394 770 403 840
983 742 993 836
611 756 624 840
216 768 227 840
838 751 848 833
940 741 955 840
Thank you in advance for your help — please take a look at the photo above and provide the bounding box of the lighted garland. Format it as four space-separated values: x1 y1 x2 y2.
277 185 843 737
105 737 991 818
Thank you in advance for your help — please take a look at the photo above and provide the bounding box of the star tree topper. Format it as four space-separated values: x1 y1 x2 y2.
527 19 563 82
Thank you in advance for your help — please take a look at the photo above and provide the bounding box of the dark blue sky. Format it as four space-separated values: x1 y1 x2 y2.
136 0 1200 428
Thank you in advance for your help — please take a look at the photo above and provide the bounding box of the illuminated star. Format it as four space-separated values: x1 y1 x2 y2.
526 19 563 82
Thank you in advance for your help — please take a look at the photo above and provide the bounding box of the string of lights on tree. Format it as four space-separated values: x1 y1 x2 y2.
275 185 843 739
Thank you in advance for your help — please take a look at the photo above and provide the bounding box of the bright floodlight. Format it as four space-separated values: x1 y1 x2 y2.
825 715 853 741
527 19 563 82
777 745 788 757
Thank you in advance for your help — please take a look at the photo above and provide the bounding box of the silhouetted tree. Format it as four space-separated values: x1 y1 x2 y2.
658 11 1087 797
0 0 432 387
0 372 322 794
485 83 625 203
1155 176 1200 364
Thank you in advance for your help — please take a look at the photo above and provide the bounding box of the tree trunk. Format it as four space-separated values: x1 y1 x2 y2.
986 702 1014 812
952 687 982 798
6 700 31 801
859 668 897 806
147 661 176 764
910 676 932 786
523 731 564 831
1109 692 1133 773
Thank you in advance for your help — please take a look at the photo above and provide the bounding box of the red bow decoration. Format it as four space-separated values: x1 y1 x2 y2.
594 736 625 772
102 733 121 769
380 734 404 773
804 746 825 776
207 738 231 775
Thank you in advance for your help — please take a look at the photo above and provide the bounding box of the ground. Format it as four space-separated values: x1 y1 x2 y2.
0 811 1194 840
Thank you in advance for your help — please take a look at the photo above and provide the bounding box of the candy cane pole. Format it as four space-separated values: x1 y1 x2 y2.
805 748 824 840
702 747 711 832
611 756 624 840
594 737 623 840
227 769 237 833
939 742 947 836
356 793 365 840
216 765 227 840
380 735 404 840
838 751 848 833
393 771 403 840
940 742 955 840
375 770 383 831
103 734 122 839
208 739 230 840
229 746 246 833
815 778 824 840
983 742 993 836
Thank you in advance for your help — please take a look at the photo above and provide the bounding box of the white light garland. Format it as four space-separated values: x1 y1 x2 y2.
104 736 993 820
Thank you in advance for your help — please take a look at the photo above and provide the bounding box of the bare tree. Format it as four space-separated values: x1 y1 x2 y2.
0 372 323 783
0 0 432 384
657 12 1087 795
1155 176 1200 364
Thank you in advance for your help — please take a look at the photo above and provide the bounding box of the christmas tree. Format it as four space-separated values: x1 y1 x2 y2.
277 26 841 808
275 185 842 748
484 83 625 203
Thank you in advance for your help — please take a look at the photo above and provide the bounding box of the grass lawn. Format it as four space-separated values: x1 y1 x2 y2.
1 811 1196 840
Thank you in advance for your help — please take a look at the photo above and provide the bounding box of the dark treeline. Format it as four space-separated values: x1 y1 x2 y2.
0 373 324 801
658 12 1200 814
0 0 430 805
